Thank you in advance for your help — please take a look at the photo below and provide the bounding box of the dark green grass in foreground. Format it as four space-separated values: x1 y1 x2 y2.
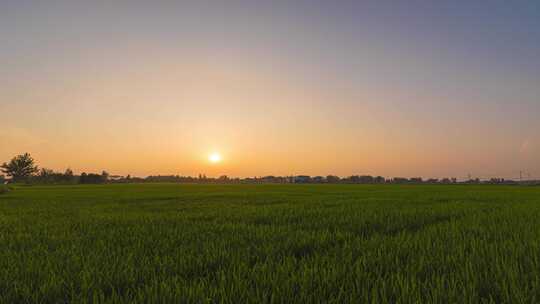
1 184 540 303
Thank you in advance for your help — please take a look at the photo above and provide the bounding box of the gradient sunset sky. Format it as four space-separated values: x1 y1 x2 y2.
1 1 539 179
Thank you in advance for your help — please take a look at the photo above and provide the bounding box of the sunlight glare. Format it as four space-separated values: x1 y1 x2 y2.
209 152 222 163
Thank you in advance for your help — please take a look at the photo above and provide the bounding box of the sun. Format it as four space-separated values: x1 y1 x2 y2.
209 152 222 164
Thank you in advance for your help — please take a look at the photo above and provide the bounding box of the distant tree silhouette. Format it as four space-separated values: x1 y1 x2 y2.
374 176 386 183
326 175 340 183
79 172 106 184
64 168 74 180
101 171 109 182
32 167 77 184
359 175 374 183
1 153 39 183
38 168 55 183
392 177 409 184
80 172 88 183
312 176 325 183
410 177 423 183
293 176 311 183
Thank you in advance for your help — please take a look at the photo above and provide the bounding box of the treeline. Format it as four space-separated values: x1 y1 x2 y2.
16 168 110 185
111 174 527 185
0 153 110 185
1 153 538 185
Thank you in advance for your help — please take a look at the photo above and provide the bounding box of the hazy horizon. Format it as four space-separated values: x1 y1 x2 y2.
1 1 539 179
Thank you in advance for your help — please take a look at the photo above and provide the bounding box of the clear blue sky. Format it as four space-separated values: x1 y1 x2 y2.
1 1 539 179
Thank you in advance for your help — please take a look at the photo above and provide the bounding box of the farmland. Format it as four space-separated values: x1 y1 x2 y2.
1 183 540 303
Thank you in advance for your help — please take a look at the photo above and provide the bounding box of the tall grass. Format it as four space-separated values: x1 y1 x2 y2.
0 184 539 302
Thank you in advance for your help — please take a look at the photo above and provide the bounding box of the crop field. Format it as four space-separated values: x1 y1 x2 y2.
1 184 540 303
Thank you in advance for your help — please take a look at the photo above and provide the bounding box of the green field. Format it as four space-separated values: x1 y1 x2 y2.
1 184 540 303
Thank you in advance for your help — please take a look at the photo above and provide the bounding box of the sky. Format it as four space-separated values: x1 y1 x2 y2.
1 1 539 179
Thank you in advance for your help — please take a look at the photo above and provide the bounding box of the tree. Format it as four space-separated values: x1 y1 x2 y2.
64 168 74 178
1 153 39 183
38 168 55 183
80 172 88 184
101 171 109 182
63 168 75 183
79 172 106 184
326 175 340 183
374 176 386 183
